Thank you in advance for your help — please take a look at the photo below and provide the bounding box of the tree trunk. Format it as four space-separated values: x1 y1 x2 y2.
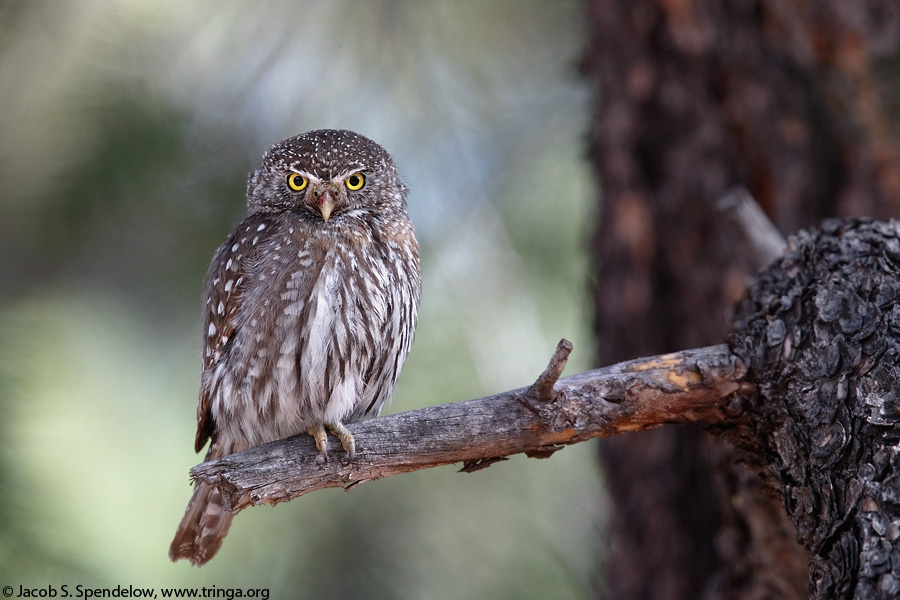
582 0 900 597
729 219 900 598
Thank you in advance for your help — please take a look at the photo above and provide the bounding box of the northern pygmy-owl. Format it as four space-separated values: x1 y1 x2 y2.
169 129 420 566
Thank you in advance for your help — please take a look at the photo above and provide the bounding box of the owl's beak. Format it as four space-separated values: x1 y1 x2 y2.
311 185 339 221
319 196 335 221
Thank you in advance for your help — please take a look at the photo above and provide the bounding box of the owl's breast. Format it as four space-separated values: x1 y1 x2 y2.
209 212 415 446
255 222 391 408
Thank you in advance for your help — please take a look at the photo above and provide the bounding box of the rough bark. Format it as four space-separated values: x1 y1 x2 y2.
729 219 900 599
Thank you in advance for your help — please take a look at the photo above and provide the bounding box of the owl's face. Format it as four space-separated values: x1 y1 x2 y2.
246 129 407 222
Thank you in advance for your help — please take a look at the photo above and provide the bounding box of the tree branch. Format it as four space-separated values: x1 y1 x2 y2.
191 342 751 512
717 185 787 269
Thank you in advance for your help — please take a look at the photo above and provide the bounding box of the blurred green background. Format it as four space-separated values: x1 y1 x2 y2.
0 1 601 597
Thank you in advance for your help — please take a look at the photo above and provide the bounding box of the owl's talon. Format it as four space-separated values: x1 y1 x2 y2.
327 422 356 463
307 424 329 462
342 436 356 464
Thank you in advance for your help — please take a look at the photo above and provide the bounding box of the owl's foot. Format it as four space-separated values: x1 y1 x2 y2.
327 421 356 463
306 422 356 463
307 424 329 463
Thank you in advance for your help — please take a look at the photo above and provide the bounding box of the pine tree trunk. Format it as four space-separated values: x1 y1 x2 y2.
582 1 900 597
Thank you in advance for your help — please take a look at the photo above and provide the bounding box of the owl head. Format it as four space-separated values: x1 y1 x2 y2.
246 129 408 221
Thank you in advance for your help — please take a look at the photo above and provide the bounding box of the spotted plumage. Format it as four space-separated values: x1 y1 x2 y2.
170 129 420 566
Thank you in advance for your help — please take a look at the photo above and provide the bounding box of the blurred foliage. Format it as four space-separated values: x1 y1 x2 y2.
0 0 599 597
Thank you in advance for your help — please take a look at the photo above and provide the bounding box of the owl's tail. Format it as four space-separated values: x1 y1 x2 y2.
169 443 236 566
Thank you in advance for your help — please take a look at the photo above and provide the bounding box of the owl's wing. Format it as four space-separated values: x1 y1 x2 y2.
194 214 273 453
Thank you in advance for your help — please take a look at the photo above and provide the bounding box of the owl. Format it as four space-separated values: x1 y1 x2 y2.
169 129 420 566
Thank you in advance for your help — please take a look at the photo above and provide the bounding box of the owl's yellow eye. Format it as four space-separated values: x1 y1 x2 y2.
345 173 365 191
287 173 308 192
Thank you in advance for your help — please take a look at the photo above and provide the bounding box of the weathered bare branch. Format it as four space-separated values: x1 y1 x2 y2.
717 186 787 269
191 342 751 512
529 338 573 402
